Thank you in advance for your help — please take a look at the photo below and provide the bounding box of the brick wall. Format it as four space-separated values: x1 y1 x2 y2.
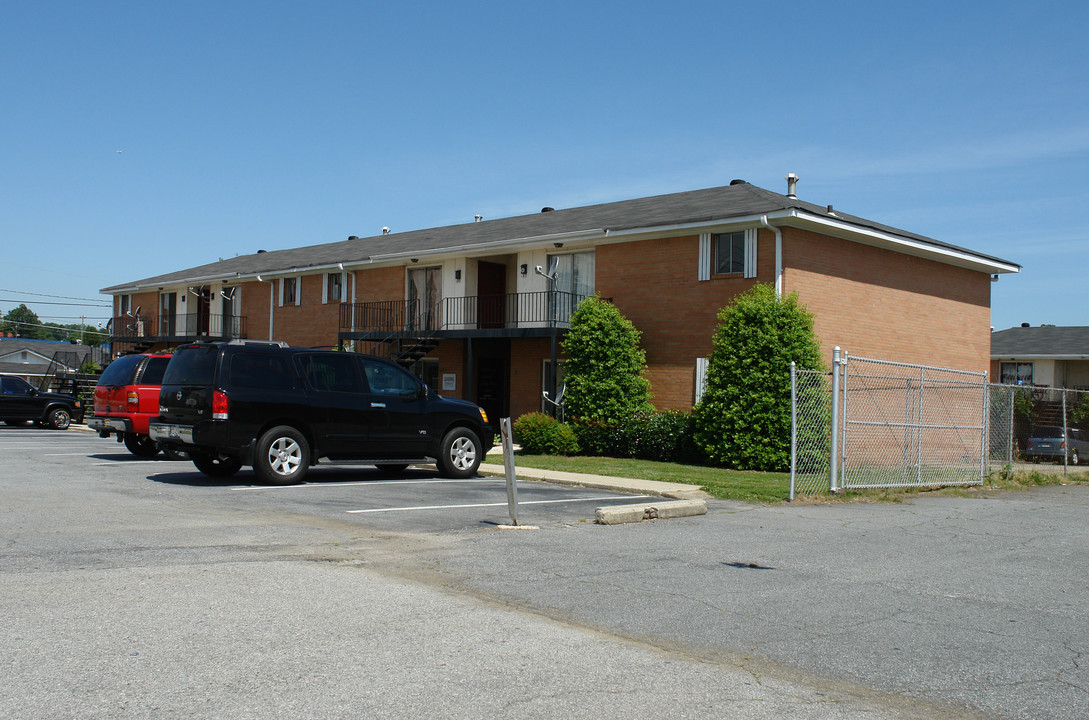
781 228 992 374
595 233 773 410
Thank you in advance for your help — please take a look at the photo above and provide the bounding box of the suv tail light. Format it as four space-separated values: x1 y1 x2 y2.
126 391 139 409
212 390 229 420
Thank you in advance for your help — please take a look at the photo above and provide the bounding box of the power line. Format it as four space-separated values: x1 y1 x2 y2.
0 288 110 303
0 298 111 307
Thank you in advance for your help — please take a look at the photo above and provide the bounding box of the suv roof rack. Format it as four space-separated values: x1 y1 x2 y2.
226 339 289 347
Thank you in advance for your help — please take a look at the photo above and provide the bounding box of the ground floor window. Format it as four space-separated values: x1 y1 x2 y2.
1000 361 1033 385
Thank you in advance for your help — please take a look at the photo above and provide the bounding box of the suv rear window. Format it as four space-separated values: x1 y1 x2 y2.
98 355 145 386
163 346 219 385
140 356 171 385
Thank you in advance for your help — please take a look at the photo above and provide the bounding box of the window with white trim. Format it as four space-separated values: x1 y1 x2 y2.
324 272 343 304
698 229 757 280
280 277 299 307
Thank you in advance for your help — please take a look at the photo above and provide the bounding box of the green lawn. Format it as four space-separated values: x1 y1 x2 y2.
509 454 791 504
505 454 1089 504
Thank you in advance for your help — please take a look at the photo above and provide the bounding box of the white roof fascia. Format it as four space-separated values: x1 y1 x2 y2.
783 211 1021 275
598 212 783 241
991 354 1089 360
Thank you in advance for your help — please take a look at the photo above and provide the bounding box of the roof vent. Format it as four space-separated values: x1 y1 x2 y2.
729 179 747 186
257 249 267 254
475 215 483 222
382 227 390 235
786 173 799 199
1022 322 1031 328
541 207 554 212
348 236 359 241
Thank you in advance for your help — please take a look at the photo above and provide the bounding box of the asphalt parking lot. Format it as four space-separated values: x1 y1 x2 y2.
7 426 648 533
4 426 1089 719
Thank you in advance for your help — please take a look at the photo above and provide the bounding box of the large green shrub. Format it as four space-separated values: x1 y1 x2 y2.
571 410 704 464
513 412 580 455
694 283 824 471
561 296 652 423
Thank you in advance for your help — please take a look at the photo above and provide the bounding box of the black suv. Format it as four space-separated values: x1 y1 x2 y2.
0 374 84 429
149 341 493 484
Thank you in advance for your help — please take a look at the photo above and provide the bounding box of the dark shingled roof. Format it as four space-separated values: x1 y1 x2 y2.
103 181 1019 292
991 326 1089 358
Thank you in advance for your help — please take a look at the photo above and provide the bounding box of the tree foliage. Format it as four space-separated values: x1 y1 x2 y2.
0 304 106 346
1 304 43 339
694 283 824 471
561 295 652 423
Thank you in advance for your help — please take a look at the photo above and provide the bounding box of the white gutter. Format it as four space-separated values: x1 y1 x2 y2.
760 215 784 299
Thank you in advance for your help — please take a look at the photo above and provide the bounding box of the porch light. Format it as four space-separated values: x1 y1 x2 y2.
520 264 527 276
455 269 462 281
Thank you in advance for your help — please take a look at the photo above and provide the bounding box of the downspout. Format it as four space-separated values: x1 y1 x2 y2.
256 275 274 341
760 215 783 299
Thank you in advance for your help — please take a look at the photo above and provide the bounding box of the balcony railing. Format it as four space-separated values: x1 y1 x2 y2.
339 291 592 335
109 313 247 342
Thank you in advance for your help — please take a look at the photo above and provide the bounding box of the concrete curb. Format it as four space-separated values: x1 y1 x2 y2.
595 499 707 525
478 461 710 501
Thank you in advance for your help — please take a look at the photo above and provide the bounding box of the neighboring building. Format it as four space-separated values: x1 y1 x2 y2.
101 178 1020 422
0 337 97 381
990 325 1089 389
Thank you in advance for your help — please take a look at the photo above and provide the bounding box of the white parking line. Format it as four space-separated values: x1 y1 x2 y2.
347 495 651 514
232 478 496 491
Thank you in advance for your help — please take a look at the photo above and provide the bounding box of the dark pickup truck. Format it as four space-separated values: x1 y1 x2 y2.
1024 426 1089 465
0 374 83 429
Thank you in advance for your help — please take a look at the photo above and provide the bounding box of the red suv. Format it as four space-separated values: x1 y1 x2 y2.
89 353 183 458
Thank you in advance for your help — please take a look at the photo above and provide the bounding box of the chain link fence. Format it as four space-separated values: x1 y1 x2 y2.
791 352 988 499
988 384 1089 472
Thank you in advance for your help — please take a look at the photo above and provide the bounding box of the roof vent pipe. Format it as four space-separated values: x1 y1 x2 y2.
382 227 390 235
475 215 483 222
786 173 799 199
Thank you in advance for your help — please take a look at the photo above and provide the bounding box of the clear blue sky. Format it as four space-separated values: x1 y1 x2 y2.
2 1 1086 334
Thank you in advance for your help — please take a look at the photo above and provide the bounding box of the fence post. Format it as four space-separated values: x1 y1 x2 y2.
830 347 841 493
1062 392 1068 475
1008 388 1015 466
790 361 797 502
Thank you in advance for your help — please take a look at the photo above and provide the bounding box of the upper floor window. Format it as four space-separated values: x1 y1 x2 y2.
699 229 757 280
324 272 343 304
280 277 299 307
714 232 746 274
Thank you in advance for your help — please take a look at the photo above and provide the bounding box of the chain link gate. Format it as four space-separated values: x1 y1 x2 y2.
791 349 988 498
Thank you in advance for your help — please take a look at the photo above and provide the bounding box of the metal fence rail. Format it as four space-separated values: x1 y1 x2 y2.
791 350 988 498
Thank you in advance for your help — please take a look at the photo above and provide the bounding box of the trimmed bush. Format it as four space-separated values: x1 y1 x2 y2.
562 296 652 423
513 412 580 455
694 283 824 471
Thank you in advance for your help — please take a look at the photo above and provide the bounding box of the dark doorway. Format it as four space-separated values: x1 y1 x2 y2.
473 339 510 426
477 262 507 329
196 287 211 336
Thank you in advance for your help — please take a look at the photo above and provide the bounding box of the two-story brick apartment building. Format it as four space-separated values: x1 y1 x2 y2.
102 178 1019 423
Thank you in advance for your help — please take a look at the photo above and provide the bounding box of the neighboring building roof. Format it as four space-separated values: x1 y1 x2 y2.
991 326 1089 359
102 180 1021 293
0 338 95 373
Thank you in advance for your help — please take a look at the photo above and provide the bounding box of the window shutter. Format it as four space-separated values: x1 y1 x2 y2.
744 228 757 279
695 357 709 404
698 233 711 281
